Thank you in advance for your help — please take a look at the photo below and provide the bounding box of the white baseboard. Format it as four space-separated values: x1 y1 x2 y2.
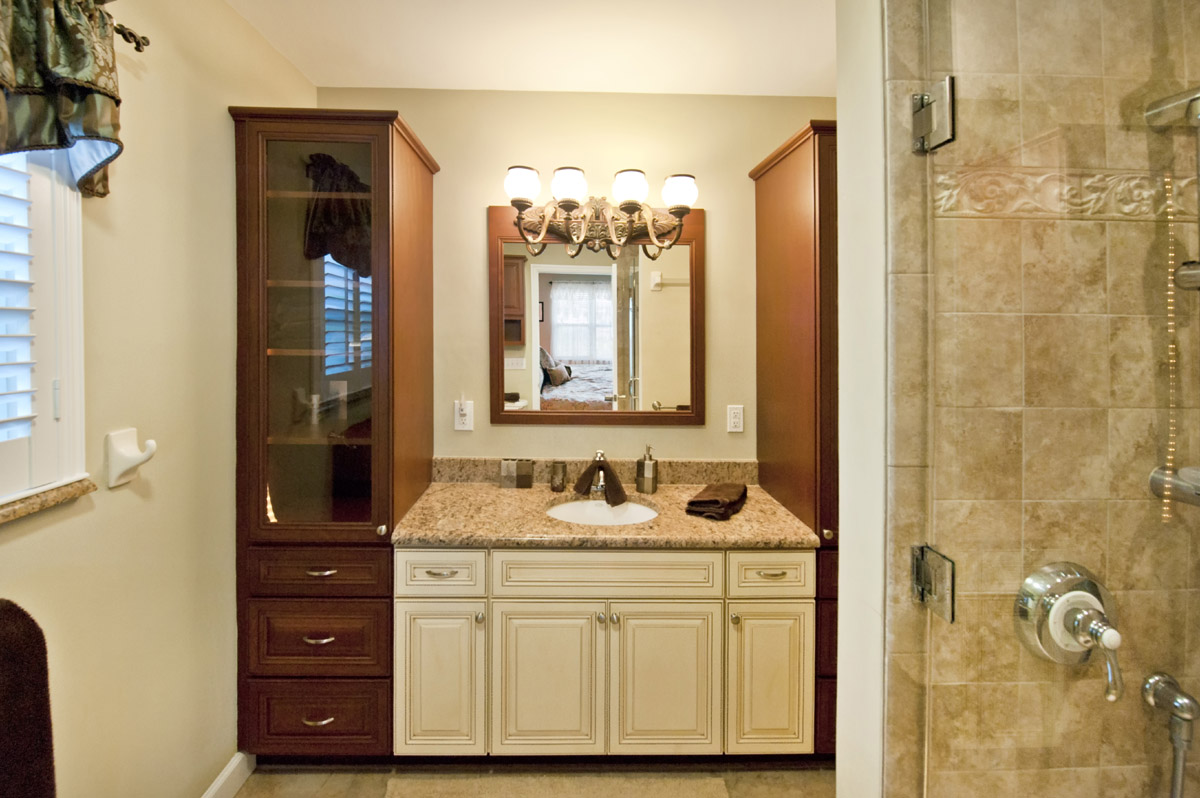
200 752 255 798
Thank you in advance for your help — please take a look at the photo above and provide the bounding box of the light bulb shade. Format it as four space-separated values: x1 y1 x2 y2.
504 165 540 205
551 167 588 205
661 174 698 210
612 169 649 206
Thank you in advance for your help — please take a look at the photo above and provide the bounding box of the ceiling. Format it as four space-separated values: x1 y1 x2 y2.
223 0 836 97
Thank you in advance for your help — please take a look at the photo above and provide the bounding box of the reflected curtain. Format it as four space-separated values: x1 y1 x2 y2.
549 279 613 363
0 0 122 197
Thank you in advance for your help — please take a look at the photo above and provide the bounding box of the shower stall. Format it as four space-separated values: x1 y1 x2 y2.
882 0 1200 795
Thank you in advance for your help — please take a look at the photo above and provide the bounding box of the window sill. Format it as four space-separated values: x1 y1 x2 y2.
0 477 97 526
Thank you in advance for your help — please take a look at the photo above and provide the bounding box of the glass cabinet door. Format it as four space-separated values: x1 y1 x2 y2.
261 138 377 525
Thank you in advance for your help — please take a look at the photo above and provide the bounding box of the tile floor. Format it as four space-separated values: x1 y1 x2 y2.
234 766 837 798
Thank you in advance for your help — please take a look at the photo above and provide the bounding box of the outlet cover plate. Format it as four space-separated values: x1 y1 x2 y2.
727 405 744 433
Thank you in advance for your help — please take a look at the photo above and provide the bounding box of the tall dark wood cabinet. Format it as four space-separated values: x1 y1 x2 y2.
750 121 838 756
230 108 438 755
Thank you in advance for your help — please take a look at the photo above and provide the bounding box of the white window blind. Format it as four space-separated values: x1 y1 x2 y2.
0 153 35 442
323 257 372 376
550 279 613 362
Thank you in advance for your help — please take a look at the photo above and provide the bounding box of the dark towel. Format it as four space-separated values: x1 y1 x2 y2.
686 483 748 520
0 600 56 798
573 461 628 507
504 392 520 403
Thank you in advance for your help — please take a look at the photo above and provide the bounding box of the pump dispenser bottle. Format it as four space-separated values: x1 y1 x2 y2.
636 445 658 494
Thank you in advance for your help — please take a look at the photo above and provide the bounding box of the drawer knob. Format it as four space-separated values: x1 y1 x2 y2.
475 612 485 624
301 716 335 727
823 528 836 540
755 570 789 579
305 568 338 578
597 612 607 624
425 569 460 579
731 613 741 625
302 635 336 646
376 525 388 537
609 612 620 625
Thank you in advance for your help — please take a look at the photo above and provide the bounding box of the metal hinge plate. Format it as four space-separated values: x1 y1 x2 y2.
912 76 956 154
911 545 956 623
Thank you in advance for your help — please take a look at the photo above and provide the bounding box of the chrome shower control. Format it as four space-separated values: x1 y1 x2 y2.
1015 562 1124 702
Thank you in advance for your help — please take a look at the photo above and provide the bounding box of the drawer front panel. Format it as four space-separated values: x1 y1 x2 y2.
241 679 391 755
726 551 816 598
246 547 392 597
395 550 487 596
491 551 724 598
247 599 390 677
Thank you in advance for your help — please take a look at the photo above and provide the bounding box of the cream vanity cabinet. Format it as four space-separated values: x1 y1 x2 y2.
394 548 815 756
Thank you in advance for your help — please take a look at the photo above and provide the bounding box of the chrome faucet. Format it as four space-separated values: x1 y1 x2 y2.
591 450 607 495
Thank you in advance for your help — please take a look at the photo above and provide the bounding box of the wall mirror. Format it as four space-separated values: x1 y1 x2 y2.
488 205 705 425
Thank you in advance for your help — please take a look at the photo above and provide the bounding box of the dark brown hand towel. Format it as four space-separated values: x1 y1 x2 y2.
0 600 56 798
686 483 748 520
572 461 628 507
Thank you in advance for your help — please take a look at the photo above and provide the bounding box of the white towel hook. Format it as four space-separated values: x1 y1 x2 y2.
105 427 157 488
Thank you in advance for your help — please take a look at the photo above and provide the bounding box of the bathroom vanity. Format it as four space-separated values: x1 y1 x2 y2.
391 483 820 757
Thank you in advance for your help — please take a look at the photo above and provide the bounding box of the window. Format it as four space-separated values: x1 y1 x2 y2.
0 150 85 503
323 257 372 376
549 279 613 363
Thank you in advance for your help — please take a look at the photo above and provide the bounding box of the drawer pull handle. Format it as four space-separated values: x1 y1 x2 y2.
302 635 336 646
305 568 338 578
597 612 607 624
301 716 335 727
475 612 485 624
425 569 459 579
755 570 789 579
731 613 741 625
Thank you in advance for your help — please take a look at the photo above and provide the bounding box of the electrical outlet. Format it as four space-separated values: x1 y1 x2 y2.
727 404 744 433
504 357 525 370
454 399 474 431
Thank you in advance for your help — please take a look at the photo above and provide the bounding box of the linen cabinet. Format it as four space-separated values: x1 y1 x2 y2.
231 107 438 755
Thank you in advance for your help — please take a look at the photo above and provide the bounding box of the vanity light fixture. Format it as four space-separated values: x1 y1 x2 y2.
503 166 697 260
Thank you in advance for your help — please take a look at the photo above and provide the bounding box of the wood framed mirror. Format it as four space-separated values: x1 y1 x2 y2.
488 205 705 426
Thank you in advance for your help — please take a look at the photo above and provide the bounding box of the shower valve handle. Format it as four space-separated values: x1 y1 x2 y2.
1067 607 1124 702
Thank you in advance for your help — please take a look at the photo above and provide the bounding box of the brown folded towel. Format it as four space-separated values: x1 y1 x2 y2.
573 461 628 507
0 600 56 798
504 392 520 402
686 483 748 521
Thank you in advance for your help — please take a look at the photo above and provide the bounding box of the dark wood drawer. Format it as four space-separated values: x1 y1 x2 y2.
246 599 390 677
246 547 392 597
240 678 391 755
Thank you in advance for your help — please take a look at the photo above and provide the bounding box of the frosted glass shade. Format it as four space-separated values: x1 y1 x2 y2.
551 167 588 204
662 174 698 209
612 169 649 206
504 166 540 203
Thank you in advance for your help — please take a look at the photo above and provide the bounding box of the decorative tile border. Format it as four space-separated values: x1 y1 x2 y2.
0 477 97 526
432 457 758 486
934 168 1198 220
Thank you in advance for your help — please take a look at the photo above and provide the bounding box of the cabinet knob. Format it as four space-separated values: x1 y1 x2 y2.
475 612 485 624
610 612 620 625
730 613 741 625
597 612 607 624
823 528 836 540
376 525 388 537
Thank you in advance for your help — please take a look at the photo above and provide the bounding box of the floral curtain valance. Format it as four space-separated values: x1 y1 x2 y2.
0 0 121 197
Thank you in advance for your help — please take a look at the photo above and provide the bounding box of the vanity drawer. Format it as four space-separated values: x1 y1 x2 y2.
246 599 390 677
491 550 724 598
395 550 487 596
246 547 392 597
241 678 391 755
727 551 816 598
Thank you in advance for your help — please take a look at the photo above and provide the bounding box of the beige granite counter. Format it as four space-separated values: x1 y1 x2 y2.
393 483 820 549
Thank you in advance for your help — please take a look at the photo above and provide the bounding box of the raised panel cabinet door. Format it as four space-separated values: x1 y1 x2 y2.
394 601 486 755
490 600 606 755
608 601 723 755
725 600 815 754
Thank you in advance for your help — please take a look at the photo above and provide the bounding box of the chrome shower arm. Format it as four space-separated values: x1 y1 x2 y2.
1146 85 1200 127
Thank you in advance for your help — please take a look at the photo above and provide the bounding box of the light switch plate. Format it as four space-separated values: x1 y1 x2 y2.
504 358 525 370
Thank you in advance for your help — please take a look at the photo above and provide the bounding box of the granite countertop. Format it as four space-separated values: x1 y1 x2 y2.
392 483 820 549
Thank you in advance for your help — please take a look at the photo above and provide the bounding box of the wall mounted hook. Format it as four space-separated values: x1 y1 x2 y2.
105 427 156 488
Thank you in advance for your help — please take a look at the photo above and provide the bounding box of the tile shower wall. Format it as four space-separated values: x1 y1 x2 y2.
885 0 1200 795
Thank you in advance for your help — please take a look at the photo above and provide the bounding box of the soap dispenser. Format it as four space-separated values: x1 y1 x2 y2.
637 445 657 494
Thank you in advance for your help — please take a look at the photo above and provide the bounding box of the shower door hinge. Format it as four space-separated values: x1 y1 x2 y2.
911 545 956 623
912 76 956 154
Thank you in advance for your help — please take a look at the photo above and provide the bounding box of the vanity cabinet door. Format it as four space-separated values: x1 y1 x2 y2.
394 601 486 755
608 600 723 754
725 600 815 754
490 600 606 755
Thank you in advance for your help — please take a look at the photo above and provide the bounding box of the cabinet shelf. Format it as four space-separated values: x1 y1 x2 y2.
266 189 372 200
267 280 327 289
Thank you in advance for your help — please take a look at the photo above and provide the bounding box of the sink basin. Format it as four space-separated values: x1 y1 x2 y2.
546 500 658 526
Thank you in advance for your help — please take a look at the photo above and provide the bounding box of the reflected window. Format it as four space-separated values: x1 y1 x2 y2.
323 257 372 376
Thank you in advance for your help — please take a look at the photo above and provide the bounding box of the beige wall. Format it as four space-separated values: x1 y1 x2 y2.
0 2 315 796
638 243 691 409
319 88 836 460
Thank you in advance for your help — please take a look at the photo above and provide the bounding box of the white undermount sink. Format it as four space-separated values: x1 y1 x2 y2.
546 500 658 526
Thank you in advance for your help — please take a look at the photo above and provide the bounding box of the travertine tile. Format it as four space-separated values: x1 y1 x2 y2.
1104 78 1199 172
927 771 1016 798
931 596 1020 682
949 0 1018 74
933 500 1022 594
1110 315 1200 409
1020 76 1107 169
1024 316 1109 407
888 467 931 654
1102 0 1184 81
1098 657 1173 764
1107 500 1190 590
934 74 1022 167
1185 590 1200 679
885 0 925 80
935 408 1023 499
884 653 927 798
1108 221 1181 317
1100 766 1164 798
888 82 931 275
1016 767 1102 797
1017 0 1104 77
928 682 1022 771
1022 220 1107 315
891 275 931 466
1014 680 1105 769
1024 501 1108 580
935 313 1023 407
1024 409 1109 499
1108 410 1169 499
1109 589 1187 687
1189 1 1200 83
934 219 1023 314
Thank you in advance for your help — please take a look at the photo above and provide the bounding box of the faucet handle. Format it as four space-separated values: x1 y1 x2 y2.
1066 606 1124 702
594 449 605 461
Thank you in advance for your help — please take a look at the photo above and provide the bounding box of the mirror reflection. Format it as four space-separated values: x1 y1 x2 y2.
501 242 692 413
